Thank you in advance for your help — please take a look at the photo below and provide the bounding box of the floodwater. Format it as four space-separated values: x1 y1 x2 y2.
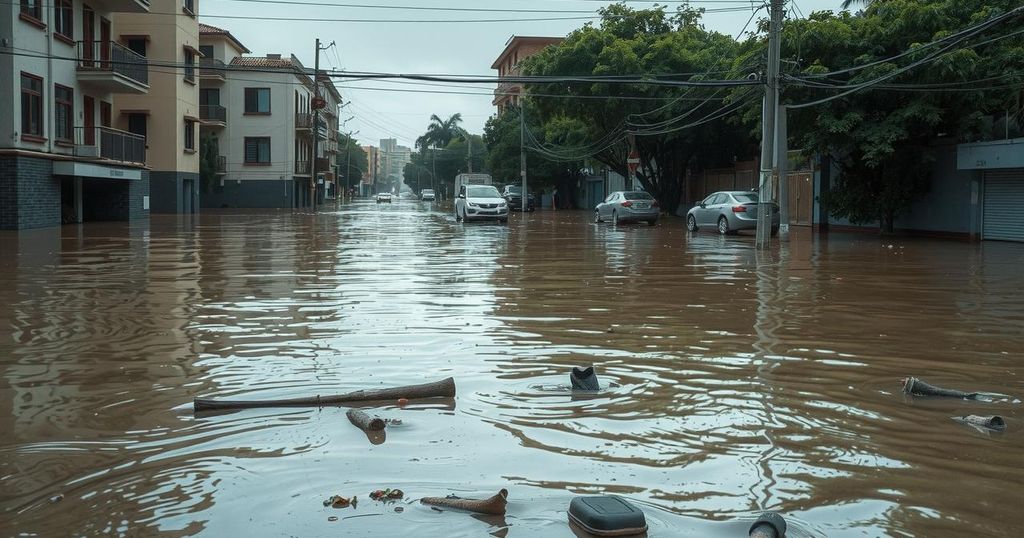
1 200 1022 538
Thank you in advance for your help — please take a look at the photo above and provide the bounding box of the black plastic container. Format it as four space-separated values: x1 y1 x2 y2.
568 495 647 536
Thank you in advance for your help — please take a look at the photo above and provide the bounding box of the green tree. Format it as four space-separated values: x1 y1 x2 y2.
338 134 368 193
416 113 465 150
199 134 220 193
520 4 752 213
765 0 1024 231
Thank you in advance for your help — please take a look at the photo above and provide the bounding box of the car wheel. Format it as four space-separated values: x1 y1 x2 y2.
594 210 602 223
612 211 619 225
718 216 730 235
687 214 698 232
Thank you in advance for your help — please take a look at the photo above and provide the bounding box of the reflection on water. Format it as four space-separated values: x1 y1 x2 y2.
1 204 1022 537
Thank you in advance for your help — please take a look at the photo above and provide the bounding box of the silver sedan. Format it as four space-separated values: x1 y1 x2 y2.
595 191 660 225
686 191 779 235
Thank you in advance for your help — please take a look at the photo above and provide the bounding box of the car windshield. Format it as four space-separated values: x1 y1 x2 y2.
506 186 522 194
624 192 653 200
467 186 500 198
422 190 434 194
732 193 758 203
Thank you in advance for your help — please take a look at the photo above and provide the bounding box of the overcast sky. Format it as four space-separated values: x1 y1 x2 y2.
202 0 844 149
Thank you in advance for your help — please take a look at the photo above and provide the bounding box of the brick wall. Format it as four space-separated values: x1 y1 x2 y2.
0 156 59 230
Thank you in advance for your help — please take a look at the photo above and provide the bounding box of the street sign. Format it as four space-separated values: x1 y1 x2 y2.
627 151 640 175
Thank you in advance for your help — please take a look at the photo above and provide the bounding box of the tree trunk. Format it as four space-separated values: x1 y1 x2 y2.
194 377 456 411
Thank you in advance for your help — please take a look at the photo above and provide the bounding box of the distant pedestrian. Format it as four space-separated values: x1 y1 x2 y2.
552 187 559 210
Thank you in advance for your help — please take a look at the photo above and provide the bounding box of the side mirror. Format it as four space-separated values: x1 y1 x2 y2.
699 203 706 209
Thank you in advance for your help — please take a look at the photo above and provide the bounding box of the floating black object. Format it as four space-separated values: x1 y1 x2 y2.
954 415 1006 431
903 377 980 400
749 511 787 538
568 495 647 536
570 366 600 391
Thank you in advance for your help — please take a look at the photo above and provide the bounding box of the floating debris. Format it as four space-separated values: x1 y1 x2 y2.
370 488 404 501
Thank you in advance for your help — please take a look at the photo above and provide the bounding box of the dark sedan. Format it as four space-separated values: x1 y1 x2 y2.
501 185 535 212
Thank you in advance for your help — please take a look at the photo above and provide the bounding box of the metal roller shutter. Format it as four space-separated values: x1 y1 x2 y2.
983 170 1024 242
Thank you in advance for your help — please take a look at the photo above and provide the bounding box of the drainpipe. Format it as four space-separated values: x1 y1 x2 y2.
46 5 53 154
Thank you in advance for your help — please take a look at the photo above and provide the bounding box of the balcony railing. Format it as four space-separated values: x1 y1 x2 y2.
200 104 227 124
77 40 148 86
74 126 146 165
295 160 311 174
315 157 331 171
199 57 225 79
296 113 313 130
216 155 226 174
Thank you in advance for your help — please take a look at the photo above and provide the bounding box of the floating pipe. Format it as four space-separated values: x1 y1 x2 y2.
194 377 456 411
347 408 385 432
902 377 979 400
749 511 787 538
421 489 508 515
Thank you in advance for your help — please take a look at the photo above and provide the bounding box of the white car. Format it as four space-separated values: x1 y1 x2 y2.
376 193 392 204
455 184 508 223
421 189 436 201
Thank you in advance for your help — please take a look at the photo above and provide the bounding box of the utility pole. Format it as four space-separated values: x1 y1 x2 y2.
756 0 785 248
520 105 527 212
311 38 321 211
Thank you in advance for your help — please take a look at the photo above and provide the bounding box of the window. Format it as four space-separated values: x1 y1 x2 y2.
126 38 147 57
184 119 195 151
21 73 43 138
54 0 73 40
244 88 271 114
183 49 196 83
199 45 213 59
183 0 195 15
127 113 147 139
54 85 73 142
244 137 271 164
20 0 41 21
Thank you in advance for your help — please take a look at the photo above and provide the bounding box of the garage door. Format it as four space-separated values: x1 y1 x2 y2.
983 170 1024 242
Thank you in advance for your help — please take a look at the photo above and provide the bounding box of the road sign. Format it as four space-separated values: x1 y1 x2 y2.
627 151 640 175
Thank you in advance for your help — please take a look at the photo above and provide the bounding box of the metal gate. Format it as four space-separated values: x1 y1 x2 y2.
983 170 1024 242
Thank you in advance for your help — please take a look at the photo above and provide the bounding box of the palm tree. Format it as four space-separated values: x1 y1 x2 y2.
416 113 465 149
841 0 872 9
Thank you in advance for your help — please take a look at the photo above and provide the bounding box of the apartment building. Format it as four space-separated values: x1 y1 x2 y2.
195 24 339 209
113 0 200 214
360 144 379 196
1 0 151 230
490 36 563 114
379 138 411 193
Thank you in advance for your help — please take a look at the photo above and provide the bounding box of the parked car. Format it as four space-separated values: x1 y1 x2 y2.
455 184 508 223
376 193 392 204
501 185 535 212
686 191 779 235
421 189 436 201
594 191 660 225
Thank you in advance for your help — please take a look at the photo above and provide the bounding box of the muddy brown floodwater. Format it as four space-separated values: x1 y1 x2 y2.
1 200 1023 537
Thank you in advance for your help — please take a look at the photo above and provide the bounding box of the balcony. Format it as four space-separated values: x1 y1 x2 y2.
215 155 226 175
295 112 314 133
493 81 520 106
200 105 227 127
77 41 149 94
324 138 339 153
73 126 146 165
295 160 311 175
88 0 150 13
315 157 332 171
199 58 226 82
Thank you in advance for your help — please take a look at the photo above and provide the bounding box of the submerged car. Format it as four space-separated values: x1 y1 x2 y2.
686 191 779 235
594 191 660 225
455 184 508 223
501 185 535 212
376 193 392 204
420 189 436 201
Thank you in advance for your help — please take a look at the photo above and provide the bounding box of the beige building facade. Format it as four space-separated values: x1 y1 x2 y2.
491 36 563 114
113 0 200 213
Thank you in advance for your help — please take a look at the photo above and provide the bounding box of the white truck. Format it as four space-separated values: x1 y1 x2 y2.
454 173 492 195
